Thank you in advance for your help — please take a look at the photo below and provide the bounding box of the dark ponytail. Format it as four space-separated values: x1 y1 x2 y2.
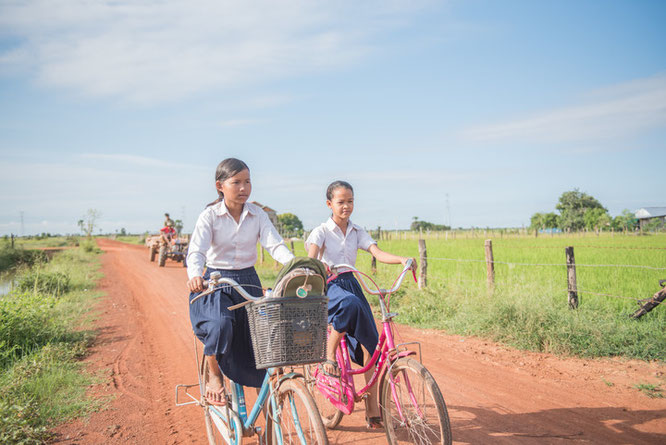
206 158 250 208
326 180 353 200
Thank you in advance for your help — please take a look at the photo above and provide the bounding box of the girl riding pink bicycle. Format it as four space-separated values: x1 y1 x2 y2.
306 180 452 444
305 180 415 429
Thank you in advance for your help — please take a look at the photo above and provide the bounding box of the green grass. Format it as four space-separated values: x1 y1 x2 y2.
0 245 104 443
256 232 666 361
634 382 664 398
10 236 80 249
114 235 146 245
0 247 46 273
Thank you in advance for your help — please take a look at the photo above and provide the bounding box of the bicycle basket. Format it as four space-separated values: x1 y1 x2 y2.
246 296 328 369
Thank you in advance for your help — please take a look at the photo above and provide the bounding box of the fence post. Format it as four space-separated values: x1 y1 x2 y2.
371 255 377 275
11 233 14 249
418 239 427 289
260 246 265 264
565 246 578 309
290 240 295 255
485 239 495 291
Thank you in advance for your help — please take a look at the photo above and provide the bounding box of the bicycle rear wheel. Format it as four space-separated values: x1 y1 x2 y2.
202 362 243 445
268 378 328 444
380 358 452 445
304 365 344 429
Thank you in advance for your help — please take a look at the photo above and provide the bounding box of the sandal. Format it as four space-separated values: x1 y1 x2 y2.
318 359 341 378
365 416 383 430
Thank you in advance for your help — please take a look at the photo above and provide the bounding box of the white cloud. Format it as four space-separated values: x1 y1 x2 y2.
462 74 666 144
0 0 430 105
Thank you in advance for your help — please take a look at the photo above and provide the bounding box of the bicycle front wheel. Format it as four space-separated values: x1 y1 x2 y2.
268 378 328 445
380 358 452 445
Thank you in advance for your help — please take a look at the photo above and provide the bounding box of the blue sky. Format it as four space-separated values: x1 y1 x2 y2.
1 0 664 236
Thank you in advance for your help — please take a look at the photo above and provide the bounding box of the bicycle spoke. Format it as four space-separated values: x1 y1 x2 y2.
380 358 451 445
272 379 327 445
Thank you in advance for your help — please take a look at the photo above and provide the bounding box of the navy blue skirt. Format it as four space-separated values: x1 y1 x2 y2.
327 272 379 366
189 267 266 388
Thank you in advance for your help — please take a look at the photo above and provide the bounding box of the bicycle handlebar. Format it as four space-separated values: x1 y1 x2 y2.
331 258 415 296
190 271 264 306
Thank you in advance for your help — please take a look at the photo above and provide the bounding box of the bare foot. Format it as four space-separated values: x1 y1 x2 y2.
322 358 340 377
205 366 226 406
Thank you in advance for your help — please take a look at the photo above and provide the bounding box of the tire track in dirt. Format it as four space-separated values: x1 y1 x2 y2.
111 335 149 403
52 239 666 444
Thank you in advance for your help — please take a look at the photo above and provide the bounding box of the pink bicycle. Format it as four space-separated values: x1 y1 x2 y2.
305 260 452 445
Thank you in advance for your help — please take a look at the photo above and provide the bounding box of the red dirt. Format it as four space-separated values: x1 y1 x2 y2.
52 239 666 444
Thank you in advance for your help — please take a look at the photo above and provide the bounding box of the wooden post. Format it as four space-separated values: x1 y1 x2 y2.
290 240 295 255
630 281 666 319
260 246 265 264
485 239 495 291
11 233 14 249
371 255 377 275
418 239 427 289
565 246 578 309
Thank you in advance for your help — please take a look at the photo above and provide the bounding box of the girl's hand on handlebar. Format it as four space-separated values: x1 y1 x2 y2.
188 276 205 293
402 257 417 271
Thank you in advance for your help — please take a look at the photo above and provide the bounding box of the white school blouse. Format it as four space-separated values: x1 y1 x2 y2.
187 201 293 280
305 218 376 272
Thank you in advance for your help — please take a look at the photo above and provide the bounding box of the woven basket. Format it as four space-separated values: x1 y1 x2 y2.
246 296 328 369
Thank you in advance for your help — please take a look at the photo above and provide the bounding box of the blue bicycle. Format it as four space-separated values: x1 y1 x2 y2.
176 272 329 445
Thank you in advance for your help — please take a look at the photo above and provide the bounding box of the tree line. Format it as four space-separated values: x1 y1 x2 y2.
530 189 638 232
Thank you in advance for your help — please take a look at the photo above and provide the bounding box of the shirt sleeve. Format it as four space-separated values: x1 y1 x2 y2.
356 226 377 251
259 212 294 265
304 225 325 251
186 210 212 280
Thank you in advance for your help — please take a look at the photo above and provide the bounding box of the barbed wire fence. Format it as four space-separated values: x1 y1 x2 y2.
406 238 666 317
354 231 666 317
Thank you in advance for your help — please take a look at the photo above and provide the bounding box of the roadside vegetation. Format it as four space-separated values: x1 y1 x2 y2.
255 232 666 362
114 234 146 245
0 239 103 443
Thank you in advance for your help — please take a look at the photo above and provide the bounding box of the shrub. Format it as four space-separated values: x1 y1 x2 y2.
0 399 50 444
79 240 99 253
0 292 60 368
0 248 46 273
16 271 70 297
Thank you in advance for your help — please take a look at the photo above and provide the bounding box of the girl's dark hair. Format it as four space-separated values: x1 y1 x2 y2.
206 158 250 207
326 180 353 200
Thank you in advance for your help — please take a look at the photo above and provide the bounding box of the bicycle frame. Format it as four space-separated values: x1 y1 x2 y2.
177 358 307 445
313 260 418 416
315 323 416 415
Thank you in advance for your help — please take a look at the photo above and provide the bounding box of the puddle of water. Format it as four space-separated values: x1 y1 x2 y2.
0 275 16 296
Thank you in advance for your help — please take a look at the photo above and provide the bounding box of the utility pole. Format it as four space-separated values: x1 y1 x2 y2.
445 194 451 228
20 211 24 237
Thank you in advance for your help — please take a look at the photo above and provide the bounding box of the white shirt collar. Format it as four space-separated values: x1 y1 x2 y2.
325 217 354 237
213 200 259 217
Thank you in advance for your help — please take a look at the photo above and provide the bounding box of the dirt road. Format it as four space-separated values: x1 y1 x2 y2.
54 239 665 444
